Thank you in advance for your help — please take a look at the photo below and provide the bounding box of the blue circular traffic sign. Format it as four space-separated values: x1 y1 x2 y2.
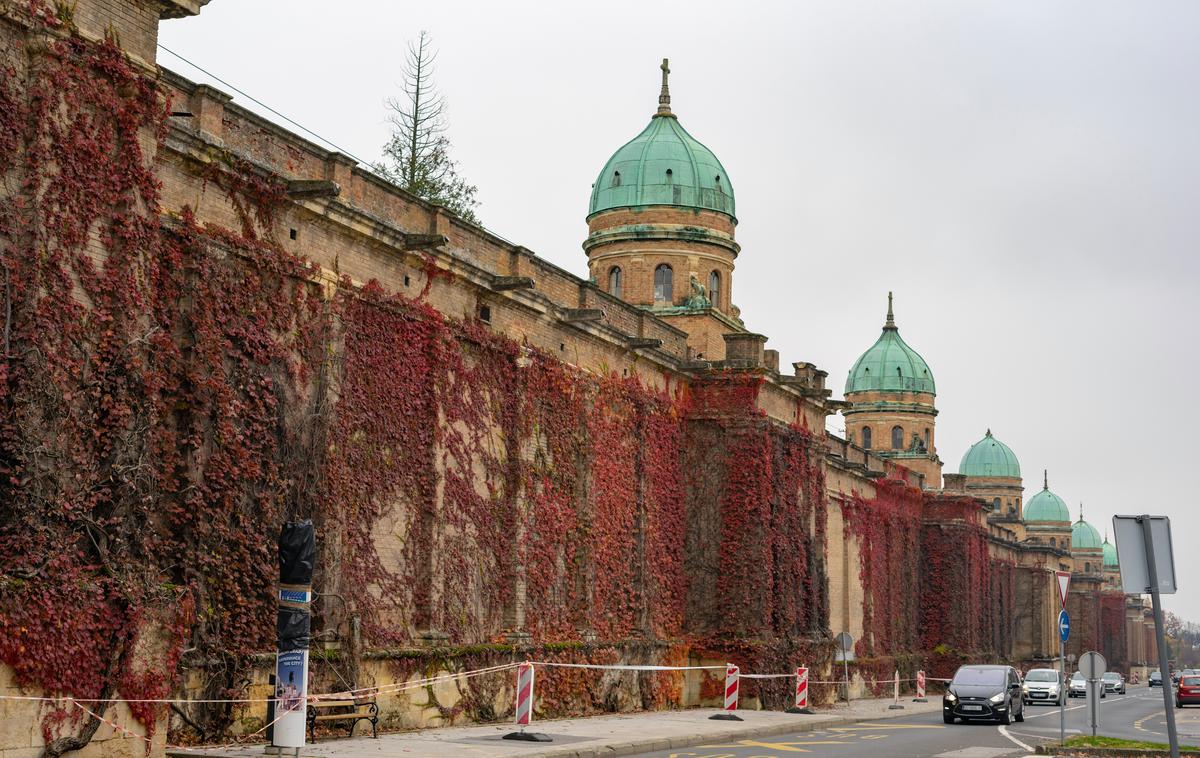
1059 609 1070 642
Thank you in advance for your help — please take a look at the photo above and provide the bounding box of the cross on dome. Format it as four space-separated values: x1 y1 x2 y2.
657 58 673 116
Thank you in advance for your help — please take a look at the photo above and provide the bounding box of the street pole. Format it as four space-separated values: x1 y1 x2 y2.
843 654 850 705
1060 637 1066 745
1141 515 1180 758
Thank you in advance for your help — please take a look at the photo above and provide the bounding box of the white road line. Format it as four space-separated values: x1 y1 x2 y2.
998 724 1034 752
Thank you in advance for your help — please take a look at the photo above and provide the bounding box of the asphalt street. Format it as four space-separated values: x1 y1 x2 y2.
631 685 1200 757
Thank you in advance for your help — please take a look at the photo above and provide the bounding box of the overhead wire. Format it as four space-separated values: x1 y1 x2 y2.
156 43 379 171
155 43 515 244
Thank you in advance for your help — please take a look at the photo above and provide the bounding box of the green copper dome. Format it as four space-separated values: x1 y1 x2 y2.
1024 471 1070 523
1072 507 1103 550
845 293 935 395
959 430 1021 478
588 60 734 219
1102 538 1118 568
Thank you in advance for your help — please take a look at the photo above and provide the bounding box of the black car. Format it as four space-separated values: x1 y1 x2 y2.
943 665 1025 725
1150 670 1164 687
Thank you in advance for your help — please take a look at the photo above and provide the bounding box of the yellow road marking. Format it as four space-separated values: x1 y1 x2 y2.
734 740 813 752
830 723 945 730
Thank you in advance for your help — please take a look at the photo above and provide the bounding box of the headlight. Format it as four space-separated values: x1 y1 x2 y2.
945 692 957 702
990 693 1005 703
1021 684 1030 692
1048 685 1059 693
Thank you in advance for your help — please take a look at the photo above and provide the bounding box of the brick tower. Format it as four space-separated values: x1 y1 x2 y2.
584 59 745 360
842 293 942 487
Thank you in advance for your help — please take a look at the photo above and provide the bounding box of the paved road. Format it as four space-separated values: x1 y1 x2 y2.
630 685 1200 757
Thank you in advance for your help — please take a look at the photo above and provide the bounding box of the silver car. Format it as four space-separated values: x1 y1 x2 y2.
1069 671 1106 698
1022 668 1065 705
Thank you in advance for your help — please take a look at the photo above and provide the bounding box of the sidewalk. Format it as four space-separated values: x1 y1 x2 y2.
171 696 942 758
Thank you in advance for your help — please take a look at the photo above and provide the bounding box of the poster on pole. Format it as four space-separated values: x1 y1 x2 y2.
1113 515 1176 595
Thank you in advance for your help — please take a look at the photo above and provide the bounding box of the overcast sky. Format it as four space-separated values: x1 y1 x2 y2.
161 1 1200 621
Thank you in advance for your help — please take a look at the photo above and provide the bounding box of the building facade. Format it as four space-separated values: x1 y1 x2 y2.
0 3 1159 754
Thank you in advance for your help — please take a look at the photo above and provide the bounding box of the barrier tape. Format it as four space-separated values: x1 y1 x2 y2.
0 662 951 708
69 698 287 753
0 662 521 705
530 661 727 671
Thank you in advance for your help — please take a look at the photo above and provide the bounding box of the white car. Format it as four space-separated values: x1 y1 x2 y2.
1022 668 1065 705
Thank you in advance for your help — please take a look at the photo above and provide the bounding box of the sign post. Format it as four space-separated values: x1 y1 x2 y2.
1056 569 1071 748
1114 515 1180 758
1080 651 1106 738
835 632 854 704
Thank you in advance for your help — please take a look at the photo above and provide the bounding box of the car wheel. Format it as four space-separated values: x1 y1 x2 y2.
1015 704 1024 723
944 713 955 724
1000 701 1011 725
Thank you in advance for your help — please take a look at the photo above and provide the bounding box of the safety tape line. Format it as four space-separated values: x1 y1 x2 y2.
69 698 286 753
529 661 727 672
0 662 950 707
0 662 521 705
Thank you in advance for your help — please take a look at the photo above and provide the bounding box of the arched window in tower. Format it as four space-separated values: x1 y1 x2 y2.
1050 537 1057 548
924 428 930 449
608 266 622 299
611 171 621 187
708 271 720 307
1085 562 1092 573
862 427 872 449
992 497 1001 511
654 264 673 302
714 175 724 193
891 425 903 450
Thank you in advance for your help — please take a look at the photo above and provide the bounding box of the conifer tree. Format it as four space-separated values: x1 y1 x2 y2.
378 31 479 223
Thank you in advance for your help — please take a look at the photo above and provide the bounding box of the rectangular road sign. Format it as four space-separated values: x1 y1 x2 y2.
1056 570 1071 608
1113 515 1177 595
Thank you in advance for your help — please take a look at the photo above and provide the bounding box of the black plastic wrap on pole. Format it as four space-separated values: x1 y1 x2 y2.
277 607 311 651
277 520 315 651
279 519 315 585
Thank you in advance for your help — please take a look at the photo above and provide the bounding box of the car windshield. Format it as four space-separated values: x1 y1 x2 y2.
1102 673 1120 681
1071 672 1085 681
953 667 1006 686
1026 670 1058 682
1152 671 1162 677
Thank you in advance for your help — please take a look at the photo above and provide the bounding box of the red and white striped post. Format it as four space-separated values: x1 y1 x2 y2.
710 663 743 721
786 666 815 714
515 662 534 725
914 670 928 702
888 668 905 710
503 662 551 742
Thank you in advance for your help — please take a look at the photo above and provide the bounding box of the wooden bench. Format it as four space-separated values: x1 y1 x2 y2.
306 693 379 741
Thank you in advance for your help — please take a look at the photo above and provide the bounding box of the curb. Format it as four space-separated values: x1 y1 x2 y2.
519 705 939 758
167 704 940 758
